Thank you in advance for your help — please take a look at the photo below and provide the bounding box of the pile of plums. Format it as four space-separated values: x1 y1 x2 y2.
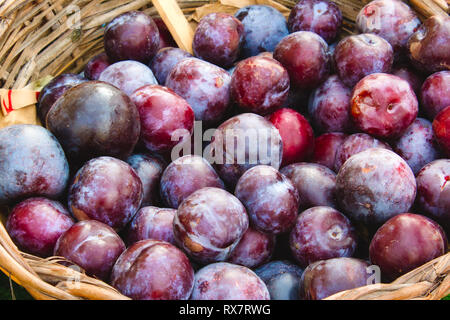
1 0 449 300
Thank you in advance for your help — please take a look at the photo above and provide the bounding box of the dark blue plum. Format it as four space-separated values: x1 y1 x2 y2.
254 260 304 300
0 125 69 205
235 5 289 58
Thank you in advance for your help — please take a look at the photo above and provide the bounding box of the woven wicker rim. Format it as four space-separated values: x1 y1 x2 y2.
0 0 449 300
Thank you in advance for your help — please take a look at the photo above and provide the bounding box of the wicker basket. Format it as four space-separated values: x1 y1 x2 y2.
0 0 449 300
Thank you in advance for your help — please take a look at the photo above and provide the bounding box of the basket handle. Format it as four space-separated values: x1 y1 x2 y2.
152 0 194 54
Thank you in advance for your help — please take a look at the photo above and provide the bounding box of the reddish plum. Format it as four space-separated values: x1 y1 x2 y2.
308 74 352 133
334 133 392 172
274 31 329 89
84 52 111 81
149 47 192 85
99 60 157 96
300 257 370 300
234 5 288 58
369 213 447 281
334 34 393 87
288 0 342 44
54 220 125 281
174 187 249 264
254 260 304 300
208 113 283 187
392 66 423 96
281 163 337 210
289 206 357 268
125 207 176 246
393 118 440 175
336 148 417 226
227 227 275 268
433 106 450 156
416 160 450 233
68 156 143 231
37 73 86 123
6 198 74 258
235 165 300 235
356 0 421 58
46 81 140 165
166 58 231 125
104 11 160 64
111 240 194 300
130 85 194 153
312 132 348 171
421 71 450 119
126 153 166 207
0 125 69 204
160 155 224 209
408 15 450 74
191 262 270 300
351 73 418 139
231 56 290 115
153 17 177 49
267 108 314 166
193 13 244 69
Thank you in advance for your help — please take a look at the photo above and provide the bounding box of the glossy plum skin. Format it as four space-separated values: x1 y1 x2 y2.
227 227 275 268
0 125 69 204
104 11 160 64
421 71 450 120
393 118 440 175
125 206 176 246
231 56 290 115
84 53 111 80
191 262 270 300
308 75 353 134
433 106 450 157
312 132 348 171
334 34 393 87
126 153 166 207
192 13 244 69
235 166 299 235
54 220 126 281
46 81 140 166
356 0 421 59
153 17 177 49
351 73 418 139
369 213 447 281
166 58 231 125
416 160 450 233
149 47 192 85
336 148 417 226
288 0 342 44
37 74 86 123
254 260 304 300
6 198 74 257
300 257 370 300
130 85 194 153
334 133 392 172
173 188 249 264
208 113 283 187
234 5 288 58
281 163 337 211
111 240 194 300
68 157 143 231
267 108 314 166
274 31 329 89
289 206 357 268
408 15 450 74
98 60 158 96
160 155 224 209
